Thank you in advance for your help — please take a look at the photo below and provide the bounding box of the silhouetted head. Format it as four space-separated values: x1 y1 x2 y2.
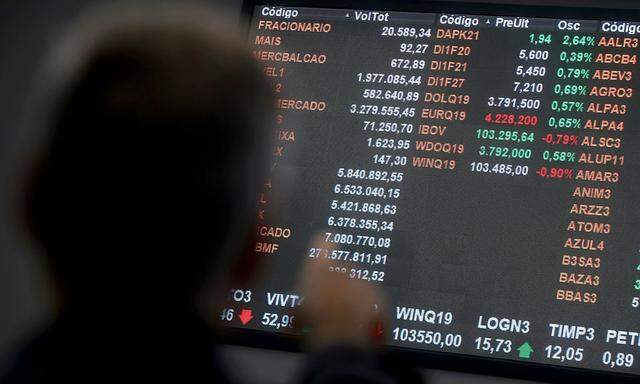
22 5 272 311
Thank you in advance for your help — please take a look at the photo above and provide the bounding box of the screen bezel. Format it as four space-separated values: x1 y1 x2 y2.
233 1 640 382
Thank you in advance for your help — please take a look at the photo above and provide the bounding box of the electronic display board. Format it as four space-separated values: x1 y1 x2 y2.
222 1 640 381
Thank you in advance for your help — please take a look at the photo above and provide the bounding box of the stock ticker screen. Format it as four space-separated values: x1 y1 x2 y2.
222 3 640 376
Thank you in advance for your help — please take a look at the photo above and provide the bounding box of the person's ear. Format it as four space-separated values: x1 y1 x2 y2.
18 152 47 244
15 151 67 311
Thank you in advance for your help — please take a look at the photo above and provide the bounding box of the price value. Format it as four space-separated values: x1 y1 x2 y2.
544 345 584 362
602 351 634 368
475 337 512 354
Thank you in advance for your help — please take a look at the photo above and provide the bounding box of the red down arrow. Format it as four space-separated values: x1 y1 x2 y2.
239 309 253 325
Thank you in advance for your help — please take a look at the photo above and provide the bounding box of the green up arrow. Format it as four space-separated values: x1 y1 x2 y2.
517 342 534 359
